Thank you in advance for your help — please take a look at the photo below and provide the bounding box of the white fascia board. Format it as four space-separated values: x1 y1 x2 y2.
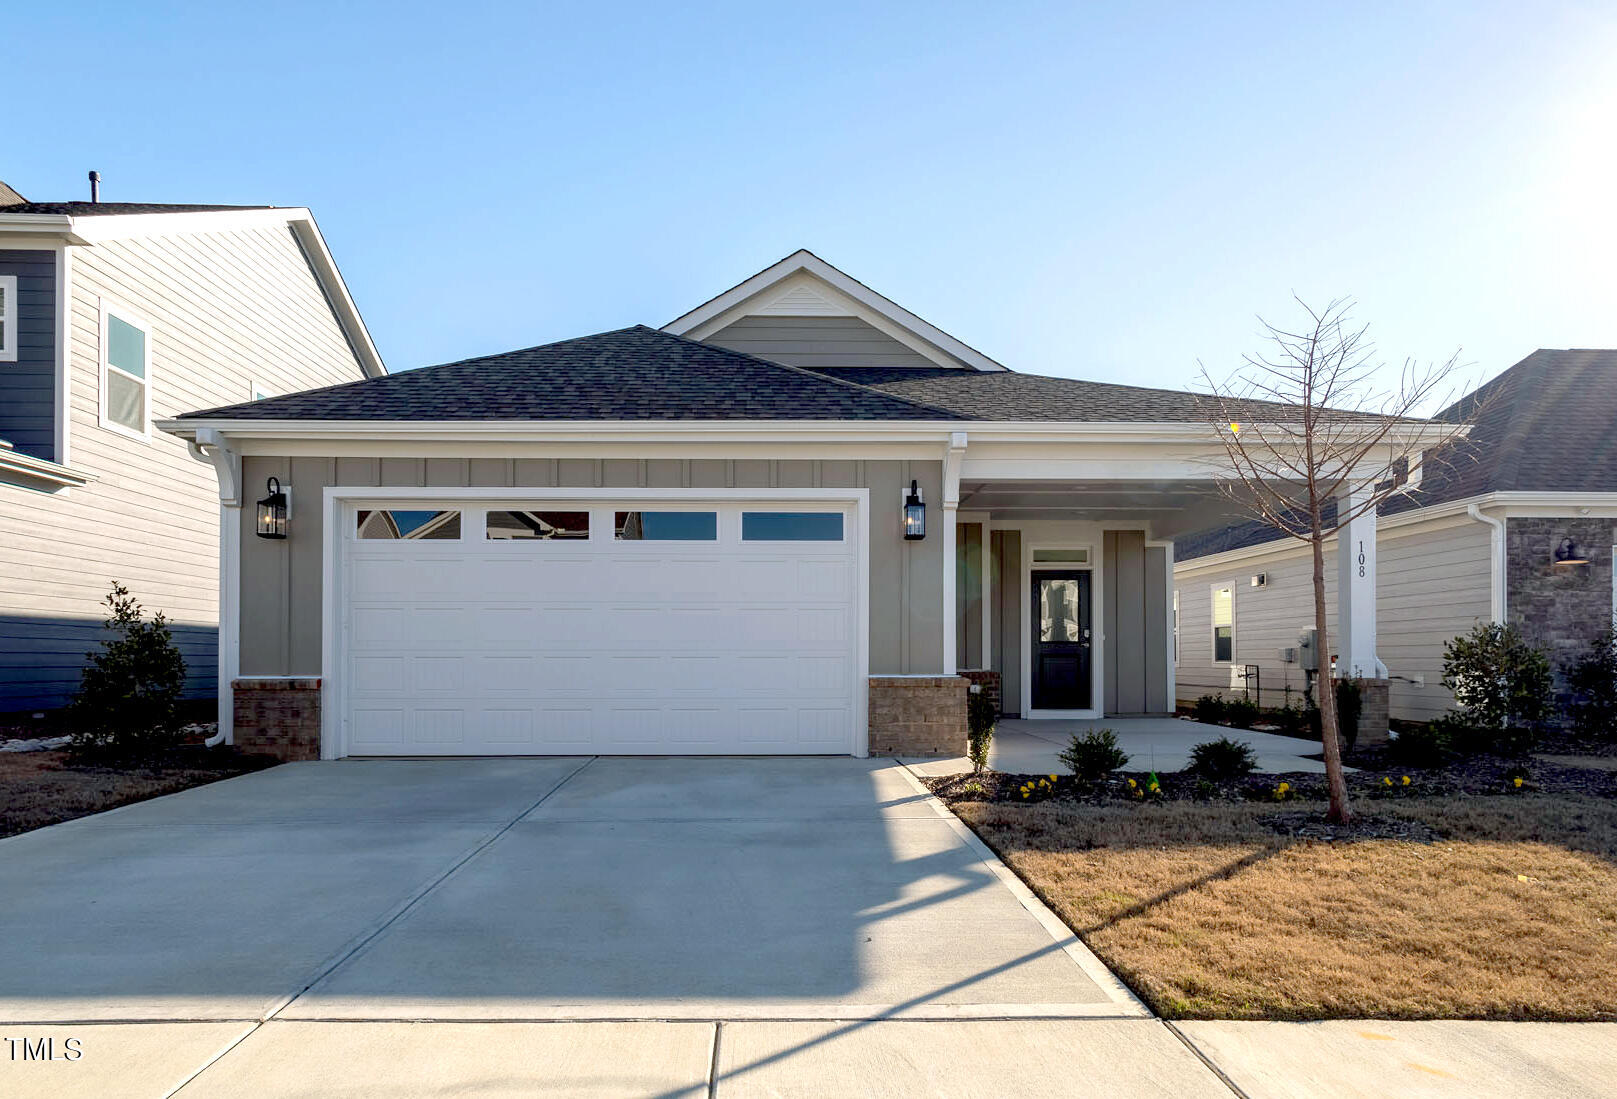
663 249 1009 372
0 215 73 237
0 447 93 490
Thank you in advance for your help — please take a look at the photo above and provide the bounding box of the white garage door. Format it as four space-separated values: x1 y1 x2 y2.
338 499 862 756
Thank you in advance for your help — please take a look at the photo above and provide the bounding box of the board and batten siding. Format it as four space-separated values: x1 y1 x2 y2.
1103 531 1170 714
0 224 369 711
235 456 948 683
703 315 944 370
0 249 58 461
1173 519 1492 721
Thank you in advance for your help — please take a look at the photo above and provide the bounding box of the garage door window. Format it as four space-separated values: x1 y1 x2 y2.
486 510 589 540
741 512 843 541
357 510 462 540
614 511 717 541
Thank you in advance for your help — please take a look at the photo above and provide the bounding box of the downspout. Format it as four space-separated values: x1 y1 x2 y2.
187 428 242 748
1466 503 1507 625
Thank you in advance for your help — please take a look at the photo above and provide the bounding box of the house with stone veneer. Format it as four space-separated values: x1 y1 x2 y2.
1173 349 1617 724
0 182 384 713
158 250 1451 760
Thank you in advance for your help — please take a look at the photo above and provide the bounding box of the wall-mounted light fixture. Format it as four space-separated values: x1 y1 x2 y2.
902 479 926 541
256 476 288 539
1553 537 1589 568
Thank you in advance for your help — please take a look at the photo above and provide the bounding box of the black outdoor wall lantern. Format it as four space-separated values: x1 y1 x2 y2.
903 479 926 541
256 477 288 539
1553 537 1589 568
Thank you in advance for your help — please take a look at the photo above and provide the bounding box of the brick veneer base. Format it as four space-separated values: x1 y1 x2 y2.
233 677 321 761
1345 677 1390 747
958 669 1002 717
868 675 969 757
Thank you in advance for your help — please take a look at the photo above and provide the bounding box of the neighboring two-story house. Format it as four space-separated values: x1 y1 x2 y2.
1173 349 1617 721
160 250 1447 760
0 183 384 713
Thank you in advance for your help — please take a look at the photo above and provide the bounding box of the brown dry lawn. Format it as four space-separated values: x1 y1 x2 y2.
0 749 275 838
956 795 1617 1020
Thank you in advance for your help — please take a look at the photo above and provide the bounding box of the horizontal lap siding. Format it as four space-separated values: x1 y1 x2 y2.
1173 522 1493 721
704 315 943 369
238 458 945 682
0 249 58 461
0 225 367 712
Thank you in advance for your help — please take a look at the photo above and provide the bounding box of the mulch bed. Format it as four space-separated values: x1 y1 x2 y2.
0 746 278 839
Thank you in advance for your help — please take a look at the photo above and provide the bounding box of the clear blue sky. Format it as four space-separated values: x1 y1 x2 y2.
9 1 1615 400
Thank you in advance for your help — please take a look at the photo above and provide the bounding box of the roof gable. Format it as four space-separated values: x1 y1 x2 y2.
663 249 1008 372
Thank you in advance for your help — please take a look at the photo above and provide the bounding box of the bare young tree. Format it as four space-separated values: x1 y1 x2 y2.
1197 298 1467 824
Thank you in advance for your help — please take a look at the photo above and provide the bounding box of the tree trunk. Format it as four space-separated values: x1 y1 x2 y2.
1311 534 1353 823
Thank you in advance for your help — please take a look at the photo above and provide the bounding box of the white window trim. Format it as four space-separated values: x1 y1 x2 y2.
1210 582 1235 664
250 380 275 402
1172 589 1180 665
97 298 153 441
0 274 17 363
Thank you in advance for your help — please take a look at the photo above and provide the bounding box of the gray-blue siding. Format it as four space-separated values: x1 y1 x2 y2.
0 249 57 462
1 618 218 714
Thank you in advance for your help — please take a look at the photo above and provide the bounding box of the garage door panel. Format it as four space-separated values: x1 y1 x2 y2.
341 500 858 756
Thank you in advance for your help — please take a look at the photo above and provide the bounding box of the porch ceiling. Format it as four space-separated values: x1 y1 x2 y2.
959 479 1246 538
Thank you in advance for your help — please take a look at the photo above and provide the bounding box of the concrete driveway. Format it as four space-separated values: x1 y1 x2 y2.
0 756 1229 1098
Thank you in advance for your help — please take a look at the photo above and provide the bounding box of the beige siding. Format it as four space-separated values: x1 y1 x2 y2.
704 315 942 369
237 457 946 681
1173 521 1493 720
0 224 368 709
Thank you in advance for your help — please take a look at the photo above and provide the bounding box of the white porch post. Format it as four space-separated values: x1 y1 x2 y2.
1335 485 1383 678
189 428 242 746
941 431 967 674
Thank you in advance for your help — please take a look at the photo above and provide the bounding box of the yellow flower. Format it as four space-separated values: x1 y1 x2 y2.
1048 775 1058 782
1277 782 1290 793
1401 775 1411 786
1127 779 1138 788
1383 777 1393 786
1513 777 1524 788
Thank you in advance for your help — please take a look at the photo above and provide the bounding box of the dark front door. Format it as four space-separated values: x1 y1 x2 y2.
1031 571 1092 710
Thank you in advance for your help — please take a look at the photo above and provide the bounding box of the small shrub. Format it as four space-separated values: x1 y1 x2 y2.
1187 736 1259 782
1441 623 1554 736
69 583 187 759
1192 695 1228 724
1223 697 1260 729
1193 777 1218 800
1059 728 1130 783
1565 628 1617 741
1390 722 1447 768
1270 703 1310 736
966 687 997 774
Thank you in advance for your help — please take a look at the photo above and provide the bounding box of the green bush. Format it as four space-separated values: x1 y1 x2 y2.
1058 728 1130 783
1390 722 1447 768
966 687 997 774
69 583 187 759
1441 624 1553 744
1223 697 1260 729
1192 695 1228 724
1565 628 1617 741
1187 736 1259 782
1269 703 1311 736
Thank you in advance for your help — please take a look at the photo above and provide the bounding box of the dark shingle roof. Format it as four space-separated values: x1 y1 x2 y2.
178 326 966 422
0 202 273 216
1176 349 1617 561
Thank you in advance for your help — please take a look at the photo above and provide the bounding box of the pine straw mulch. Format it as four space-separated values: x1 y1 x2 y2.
952 794 1617 1021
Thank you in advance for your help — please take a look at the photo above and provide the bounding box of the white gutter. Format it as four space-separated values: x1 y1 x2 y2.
1467 502 1507 624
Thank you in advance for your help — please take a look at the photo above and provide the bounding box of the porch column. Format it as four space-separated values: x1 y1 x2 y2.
1335 485 1383 678
941 431 967 674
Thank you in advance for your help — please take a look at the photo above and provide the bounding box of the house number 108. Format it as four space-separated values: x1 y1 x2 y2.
1358 540 1367 578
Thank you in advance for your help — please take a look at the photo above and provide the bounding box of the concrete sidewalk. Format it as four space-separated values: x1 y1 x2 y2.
907 716 1336 777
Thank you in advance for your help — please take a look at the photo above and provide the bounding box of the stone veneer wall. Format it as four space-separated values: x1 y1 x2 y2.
868 675 969 756
1506 518 1616 710
958 669 1002 716
1346 677 1390 747
233 677 321 761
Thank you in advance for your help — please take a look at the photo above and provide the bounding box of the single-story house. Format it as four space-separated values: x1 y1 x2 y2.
1173 349 1617 721
160 251 1449 758
0 182 383 713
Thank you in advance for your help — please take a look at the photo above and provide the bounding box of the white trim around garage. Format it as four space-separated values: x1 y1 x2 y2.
318 486 872 761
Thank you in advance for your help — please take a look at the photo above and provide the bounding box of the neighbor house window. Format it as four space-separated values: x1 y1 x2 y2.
356 510 461 540
0 276 17 362
99 303 151 437
251 381 275 401
1211 585 1233 663
615 511 717 541
1172 590 1180 664
487 510 589 540
741 512 843 541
